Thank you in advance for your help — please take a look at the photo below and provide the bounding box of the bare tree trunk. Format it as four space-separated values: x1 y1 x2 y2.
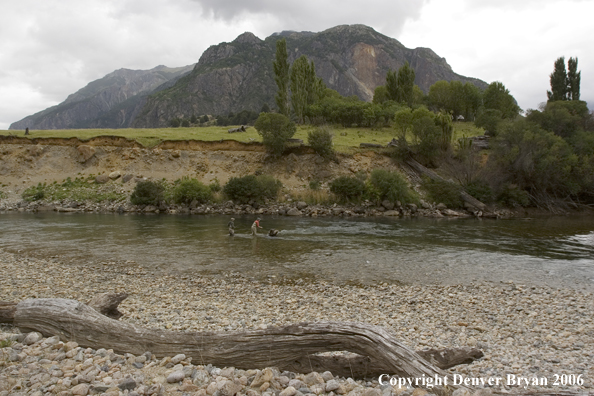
0 301 17 324
13 298 469 393
87 292 128 319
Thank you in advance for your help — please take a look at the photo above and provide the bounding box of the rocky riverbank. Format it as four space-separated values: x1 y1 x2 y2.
0 195 513 220
1 249 593 395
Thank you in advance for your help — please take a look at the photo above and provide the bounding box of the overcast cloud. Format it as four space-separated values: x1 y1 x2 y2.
1 0 592 129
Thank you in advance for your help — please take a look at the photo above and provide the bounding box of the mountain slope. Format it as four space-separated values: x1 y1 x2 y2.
132 24 487 127
9 65 194 130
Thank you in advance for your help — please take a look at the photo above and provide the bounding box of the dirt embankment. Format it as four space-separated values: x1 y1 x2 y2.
0 136 400 199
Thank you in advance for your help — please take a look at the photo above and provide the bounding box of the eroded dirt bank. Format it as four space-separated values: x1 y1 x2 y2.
0 136 402 200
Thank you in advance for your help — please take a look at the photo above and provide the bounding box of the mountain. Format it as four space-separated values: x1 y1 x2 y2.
9 65 194 130
133 24 487 127
11 24 488 130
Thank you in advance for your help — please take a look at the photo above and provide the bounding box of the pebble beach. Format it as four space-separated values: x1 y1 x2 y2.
1 248 593 396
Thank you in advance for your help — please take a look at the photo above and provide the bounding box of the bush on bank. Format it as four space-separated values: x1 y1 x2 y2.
130 180 165 206
223 175 282 204
171 177 212 205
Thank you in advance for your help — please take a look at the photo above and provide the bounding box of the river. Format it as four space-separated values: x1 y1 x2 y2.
1 212 593 289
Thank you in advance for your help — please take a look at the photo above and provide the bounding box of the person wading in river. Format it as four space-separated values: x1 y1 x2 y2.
251 217 262 236
227 217 235 236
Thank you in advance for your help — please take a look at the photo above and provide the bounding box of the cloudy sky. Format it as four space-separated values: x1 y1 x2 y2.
1 0 592 129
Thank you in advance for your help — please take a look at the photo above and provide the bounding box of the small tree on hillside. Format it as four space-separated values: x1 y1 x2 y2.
254 112 296 156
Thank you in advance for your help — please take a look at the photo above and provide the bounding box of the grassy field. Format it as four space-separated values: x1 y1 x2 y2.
2 122 485 153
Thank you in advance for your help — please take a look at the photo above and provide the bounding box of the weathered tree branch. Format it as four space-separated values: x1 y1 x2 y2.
405 158 487 211
12 298 472 393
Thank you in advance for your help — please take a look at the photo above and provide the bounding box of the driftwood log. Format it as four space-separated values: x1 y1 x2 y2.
3 296 485 393
404 158 487 211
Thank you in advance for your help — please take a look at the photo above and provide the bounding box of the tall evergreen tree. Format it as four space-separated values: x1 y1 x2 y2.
397 61 416 106
273 38 290 116
567 57 581 100
547 57 568 101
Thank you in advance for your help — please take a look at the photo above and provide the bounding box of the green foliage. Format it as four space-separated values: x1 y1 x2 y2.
372 85 389 104
329 176 366 202
496 184 530 207
483 82 520 119
223 175 282 204
22 183 46 201
465 181 494 203
490 119 579 199
0 339 14 348
254 112 296 156
567 57 581 101
526 100 590 138
290 55 326 123
421 177 463 208
130 180 165 206
217 110 259 126
171 177 212 205
170 118 181 128
385 62 416 106
410 107 442 164
273 38 290 117
309 180 321 190
475 109 503 136
181 119 190 128
547 57 581 102
427 81 482 121
368 169 418 204
307 126 335 160
22 177 127 203
201 115 209 124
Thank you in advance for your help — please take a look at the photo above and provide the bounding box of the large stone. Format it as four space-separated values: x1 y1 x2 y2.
23 331 42 345
71 384 90 396
296 201 308 210
171 353 186 364
220 379 243 396
77 145 96 163
108 171 121 180
118 378 137 391
95 175 110 184
167 371 186 383
381 200 394 210
286 208 302 216
303 372 324 386
250 368 273 387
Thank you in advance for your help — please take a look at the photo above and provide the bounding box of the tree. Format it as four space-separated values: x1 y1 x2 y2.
372 85 389 104
397 62 416 107
254 112 296 156
273 38 290 117
483 81 520 119
385 62 416 106
547 57 568 101
567 57 581 101
290 55 325 123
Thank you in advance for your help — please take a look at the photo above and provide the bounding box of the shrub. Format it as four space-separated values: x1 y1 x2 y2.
22 183 46 201
465 180 494 203
368 169 418 205
130 180 165 206
254 113 296 156
307 126 335 160
223 175 282 204
309 180 321 190
329 176 366 202
497 184 530 207
421 177 463 208
171 177 212 205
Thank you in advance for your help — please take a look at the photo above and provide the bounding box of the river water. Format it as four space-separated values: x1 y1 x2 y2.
1 212 593 289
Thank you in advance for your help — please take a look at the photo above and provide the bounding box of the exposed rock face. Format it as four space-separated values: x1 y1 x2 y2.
9 65 194 130
133 24 486 127
11 25 487 130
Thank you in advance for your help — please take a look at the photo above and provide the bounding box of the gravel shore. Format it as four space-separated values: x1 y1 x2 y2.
1 248 593 395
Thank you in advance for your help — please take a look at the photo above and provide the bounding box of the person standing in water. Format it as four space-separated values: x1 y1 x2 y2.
227 217 235 236
251 217 262 236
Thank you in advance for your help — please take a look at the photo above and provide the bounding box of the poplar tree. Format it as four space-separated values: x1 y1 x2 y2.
273 38 290 117
567 57 581 100
547 57 568 101
397 61 416 107
290 55 325 123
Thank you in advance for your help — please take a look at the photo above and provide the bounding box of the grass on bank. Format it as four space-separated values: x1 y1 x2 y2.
2 122 485 153
22 176 128 203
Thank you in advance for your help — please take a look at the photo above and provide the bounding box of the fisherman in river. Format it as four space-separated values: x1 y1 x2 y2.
227 217 235 236
251 217 262 236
